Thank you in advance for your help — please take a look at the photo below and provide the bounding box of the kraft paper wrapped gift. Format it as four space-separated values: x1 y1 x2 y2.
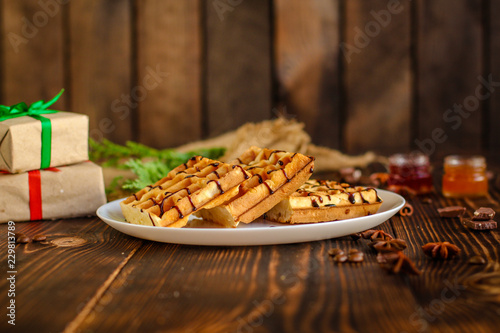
0 161 107 223
0 90 88 173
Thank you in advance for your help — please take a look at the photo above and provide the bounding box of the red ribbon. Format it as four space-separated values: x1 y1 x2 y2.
28 168 60 220
28 170 43 220
1 168 60 220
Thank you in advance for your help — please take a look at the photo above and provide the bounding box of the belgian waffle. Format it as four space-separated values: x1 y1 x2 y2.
120 156 250 227
265 180 383 224
196 146 315 227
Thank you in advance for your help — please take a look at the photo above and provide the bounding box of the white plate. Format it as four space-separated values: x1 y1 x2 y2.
96 190 404 246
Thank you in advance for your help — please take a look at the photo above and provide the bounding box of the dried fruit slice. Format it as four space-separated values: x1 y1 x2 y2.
120 156 249 227
196 146 315 227
265 180 383 224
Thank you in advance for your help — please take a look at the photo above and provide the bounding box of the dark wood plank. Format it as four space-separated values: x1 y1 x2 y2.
344 0 412 154
268 232 420 333
1 194 499 332
1 0 66 108
274 0 341 148
415 0 483 157
69 0 133 144
205 0 272 137
74 243 272 332
391 193 500 332
490 0 500 152
136 0 202 148
73 221 424 333
1 176 499 332
0 218 143 333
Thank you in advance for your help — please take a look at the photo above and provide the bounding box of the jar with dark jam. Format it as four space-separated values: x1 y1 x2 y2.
388 153 433 194
442 155 488 198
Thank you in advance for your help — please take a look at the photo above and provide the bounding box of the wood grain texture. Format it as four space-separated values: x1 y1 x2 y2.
416 0 483 156
0 218 142 333
205 0 272 137
69 0 133 144
274 0 341 148
72 227 423 333
136 0 202 148
1 184 499 332
75 244 272 332
1 0 66 108
490 0 500 151
391 193 500 332
343 0 412 154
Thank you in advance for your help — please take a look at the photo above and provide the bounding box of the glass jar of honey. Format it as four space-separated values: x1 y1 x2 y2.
388 153 433 194
442 155 488 198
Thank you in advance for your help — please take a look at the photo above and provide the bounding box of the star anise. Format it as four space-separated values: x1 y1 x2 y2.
370 238 407 252
421 242 461 260
376 251 398 264
361 229 393 241
377 251 421 275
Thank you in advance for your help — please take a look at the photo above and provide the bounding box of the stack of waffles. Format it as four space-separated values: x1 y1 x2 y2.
120 146 383 227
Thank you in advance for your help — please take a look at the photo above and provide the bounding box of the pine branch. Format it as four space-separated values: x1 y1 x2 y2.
89 139 226 195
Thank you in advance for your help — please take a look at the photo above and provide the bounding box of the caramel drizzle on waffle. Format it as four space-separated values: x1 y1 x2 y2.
235 149 313 195
122 156 248 225
294 180 382 208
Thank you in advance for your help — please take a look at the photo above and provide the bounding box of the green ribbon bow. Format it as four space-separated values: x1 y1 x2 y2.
0 89 64 169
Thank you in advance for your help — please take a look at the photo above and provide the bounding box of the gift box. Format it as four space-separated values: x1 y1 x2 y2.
0 161 106 223
0 90 88 173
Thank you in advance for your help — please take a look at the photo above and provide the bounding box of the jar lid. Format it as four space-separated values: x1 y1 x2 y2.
444 155 486 167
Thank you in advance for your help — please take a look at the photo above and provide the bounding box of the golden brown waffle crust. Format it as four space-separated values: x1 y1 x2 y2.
120 156 249 228
265 179 383 224
237 157 314 223
196 146 315 227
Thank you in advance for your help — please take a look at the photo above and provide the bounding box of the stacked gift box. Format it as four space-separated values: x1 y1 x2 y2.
0 90 106 223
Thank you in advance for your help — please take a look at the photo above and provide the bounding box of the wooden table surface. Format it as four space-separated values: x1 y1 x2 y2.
1 176 500 333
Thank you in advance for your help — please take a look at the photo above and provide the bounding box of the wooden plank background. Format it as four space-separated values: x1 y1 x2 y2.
205 0 272 137
137 0 203 147
343 0 412 153
275 0 340 148
416 0 483 156
491 0 500 152
69 0 133 144
0 0 498 157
